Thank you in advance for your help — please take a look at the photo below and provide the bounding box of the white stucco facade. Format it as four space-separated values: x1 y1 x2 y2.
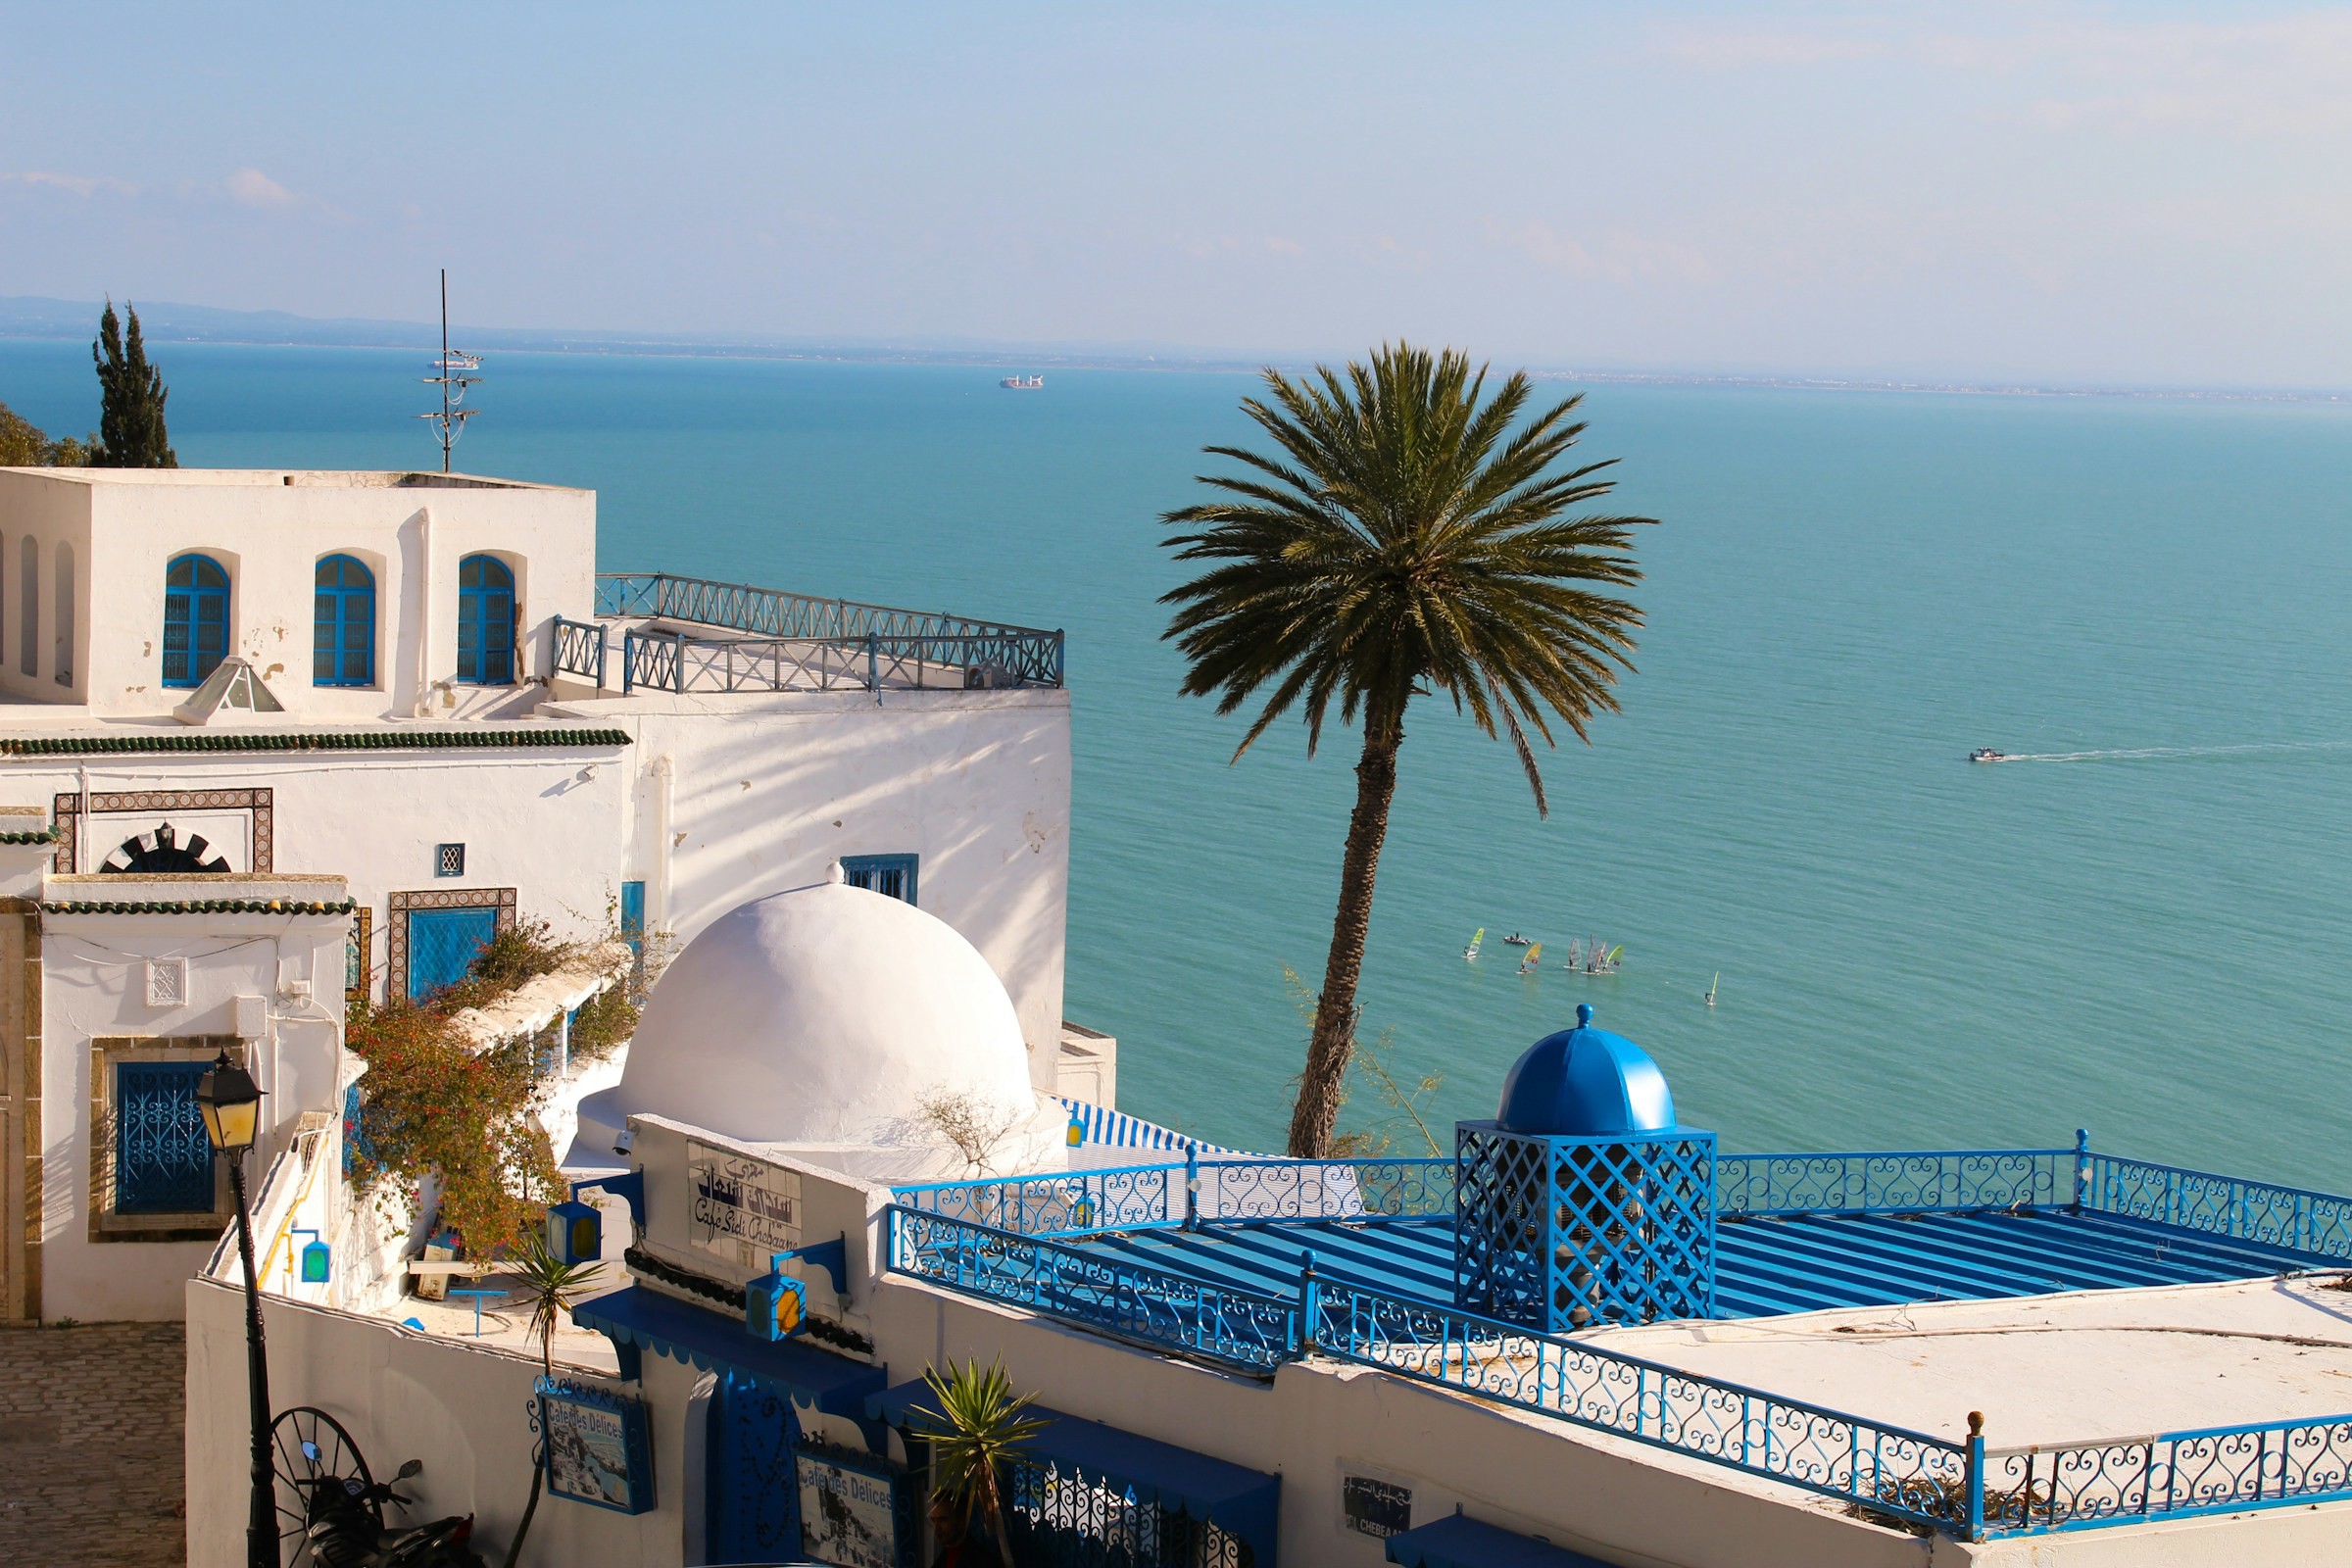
0 466 1080 1325
0 466 594 717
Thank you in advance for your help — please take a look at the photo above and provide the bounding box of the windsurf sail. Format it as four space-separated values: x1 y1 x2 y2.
1518 942 1544 974
1463 926 1485 959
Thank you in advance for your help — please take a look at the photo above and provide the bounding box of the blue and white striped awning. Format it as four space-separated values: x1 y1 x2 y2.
1056 1096 1231 1154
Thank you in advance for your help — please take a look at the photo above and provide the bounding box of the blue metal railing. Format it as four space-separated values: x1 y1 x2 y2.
885 1205 1297 1370
2082 1153 2352 1262
892 1154 1455 1233
1715 1148 2075 1217
552 616 608 687
597 572 1064 692
1980 1412 2352 1535
891 1163 1186 1237
1309 1274 1976 1536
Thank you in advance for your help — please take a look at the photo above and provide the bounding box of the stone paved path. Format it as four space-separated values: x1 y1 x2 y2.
0 1322 186 1568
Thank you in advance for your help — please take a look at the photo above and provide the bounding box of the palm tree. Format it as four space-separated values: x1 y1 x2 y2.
1161 342 1653 1157
502 1233 599 1568
908 1358 1045 1568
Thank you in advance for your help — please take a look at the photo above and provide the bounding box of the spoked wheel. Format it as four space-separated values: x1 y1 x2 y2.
270 1405 376 1565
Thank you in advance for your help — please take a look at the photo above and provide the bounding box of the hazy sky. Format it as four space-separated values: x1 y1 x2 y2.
4 3 2348 386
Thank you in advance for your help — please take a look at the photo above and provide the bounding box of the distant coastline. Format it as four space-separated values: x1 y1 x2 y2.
1 294 2344 406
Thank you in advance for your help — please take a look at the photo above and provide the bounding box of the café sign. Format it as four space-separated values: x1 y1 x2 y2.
687 1140 802 1266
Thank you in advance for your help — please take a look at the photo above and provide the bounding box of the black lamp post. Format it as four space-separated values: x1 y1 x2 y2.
197 1051 274 1568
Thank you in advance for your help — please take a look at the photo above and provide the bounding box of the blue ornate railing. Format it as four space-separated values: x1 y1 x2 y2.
596 572 1064 692
1980 1413 2352 1535
1308 1275 1976 1535
893 1155 1454 1236
2082 1154 2352 1262
892 1164 1185 1237
885 1206 1297 1370
1197 1157 1454 1225
552 616 608 687
1715 1149 2074 1217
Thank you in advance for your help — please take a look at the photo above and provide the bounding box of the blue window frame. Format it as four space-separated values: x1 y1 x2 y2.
619 880 646 957
314 555 375 687
163 553 230 689
407 906 500 999
841 853 918 905
114 1060 215 1213
457 554 515 684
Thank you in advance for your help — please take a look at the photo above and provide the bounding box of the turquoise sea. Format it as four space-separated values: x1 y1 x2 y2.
6 340 2351 1184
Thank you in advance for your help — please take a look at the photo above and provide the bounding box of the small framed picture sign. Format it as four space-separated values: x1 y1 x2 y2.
538 1377 656 1515
796 1440 916 1568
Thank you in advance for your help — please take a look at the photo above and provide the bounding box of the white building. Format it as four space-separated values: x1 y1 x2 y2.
0 465 1092 1325
184 870 2352 1568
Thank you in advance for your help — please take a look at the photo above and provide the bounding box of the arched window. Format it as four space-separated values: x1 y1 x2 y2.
314 555 375 687
19 537 37 676
456 554 514 684
163 554 230 689
53 541 74 685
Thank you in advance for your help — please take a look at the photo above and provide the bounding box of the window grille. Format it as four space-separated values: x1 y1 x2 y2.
841 853 919 905
113 1060 214 1214
1003 1455 1249 1568
163 554 231 688
313 555 375 687
456 554 515 684
435 843 466 878
145 957 188 1008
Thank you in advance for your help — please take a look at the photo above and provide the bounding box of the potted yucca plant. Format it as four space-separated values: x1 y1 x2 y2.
908 1358 1045 1568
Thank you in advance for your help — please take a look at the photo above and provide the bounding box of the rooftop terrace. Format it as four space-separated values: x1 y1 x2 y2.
884 1142 2352 1541
560 571 1064 697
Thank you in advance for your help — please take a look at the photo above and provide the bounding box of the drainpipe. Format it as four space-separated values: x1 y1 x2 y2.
651 753 675 930
75 763 89 872
411 506 435 717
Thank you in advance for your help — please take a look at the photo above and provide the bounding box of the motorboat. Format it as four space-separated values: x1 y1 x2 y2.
1969 748 2007 763
1502 932 1531 946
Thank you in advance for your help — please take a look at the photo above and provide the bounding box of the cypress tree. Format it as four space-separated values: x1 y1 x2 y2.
91 301 176 468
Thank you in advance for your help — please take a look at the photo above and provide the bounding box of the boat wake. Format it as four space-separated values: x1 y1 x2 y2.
1992 741 2352 764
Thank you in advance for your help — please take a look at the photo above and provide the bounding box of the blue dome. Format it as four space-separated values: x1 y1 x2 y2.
1495 1004 1677 1136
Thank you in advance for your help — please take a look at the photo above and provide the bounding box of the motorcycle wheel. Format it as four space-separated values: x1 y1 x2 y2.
270 1405 377 1565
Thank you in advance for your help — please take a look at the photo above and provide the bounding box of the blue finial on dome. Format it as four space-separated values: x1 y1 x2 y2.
1494 1004 1676 1137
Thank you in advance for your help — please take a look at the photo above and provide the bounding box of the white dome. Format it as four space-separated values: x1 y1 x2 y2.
578 872 1036 1152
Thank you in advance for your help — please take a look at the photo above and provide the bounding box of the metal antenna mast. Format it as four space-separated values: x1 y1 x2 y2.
417 269 481 472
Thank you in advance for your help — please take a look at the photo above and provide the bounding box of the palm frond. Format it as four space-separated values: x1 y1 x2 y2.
1158 342 1654 812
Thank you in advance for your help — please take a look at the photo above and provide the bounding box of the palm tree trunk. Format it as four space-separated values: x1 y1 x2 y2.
503 1463 544 1568
1287 712 1403 1157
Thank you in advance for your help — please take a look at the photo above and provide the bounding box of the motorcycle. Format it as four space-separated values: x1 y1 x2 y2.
296 1456 488 1568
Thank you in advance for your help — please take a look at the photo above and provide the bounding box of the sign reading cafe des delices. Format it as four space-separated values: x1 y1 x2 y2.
688 1140 802 1267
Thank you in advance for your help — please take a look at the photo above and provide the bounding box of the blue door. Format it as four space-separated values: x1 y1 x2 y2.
407 906 498 999
115 1060 215 1213
707 1370 802 1563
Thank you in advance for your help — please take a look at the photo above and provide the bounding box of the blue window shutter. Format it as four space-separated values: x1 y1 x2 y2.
162 554 230 689
407 906 500 999
840 854 918 905
457 555 516 684
619 880 646 957
115 1061 215 1213
314 555 376 687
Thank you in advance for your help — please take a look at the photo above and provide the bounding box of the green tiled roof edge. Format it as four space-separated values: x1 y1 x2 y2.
43 898 361 915
0 728 632 758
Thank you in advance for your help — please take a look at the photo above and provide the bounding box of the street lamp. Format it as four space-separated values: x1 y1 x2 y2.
197 1051 274 1568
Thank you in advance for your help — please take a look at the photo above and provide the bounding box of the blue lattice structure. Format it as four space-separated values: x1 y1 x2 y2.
1452 1005 1716 1328
1454 1123 1715 1328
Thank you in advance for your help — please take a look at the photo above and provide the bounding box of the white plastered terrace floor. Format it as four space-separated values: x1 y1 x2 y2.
1588 1272 2352 1447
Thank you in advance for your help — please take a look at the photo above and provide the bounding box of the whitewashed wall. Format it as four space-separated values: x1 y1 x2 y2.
0 469 93 703
41 884 349 1321
0 747 631 998
579 687 1072 1080
0 468 597 719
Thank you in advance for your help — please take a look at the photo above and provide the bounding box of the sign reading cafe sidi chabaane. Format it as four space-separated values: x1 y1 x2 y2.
688 1140 802 1267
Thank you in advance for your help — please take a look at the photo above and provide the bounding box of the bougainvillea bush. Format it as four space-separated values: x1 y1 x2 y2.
345 916 645 1259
